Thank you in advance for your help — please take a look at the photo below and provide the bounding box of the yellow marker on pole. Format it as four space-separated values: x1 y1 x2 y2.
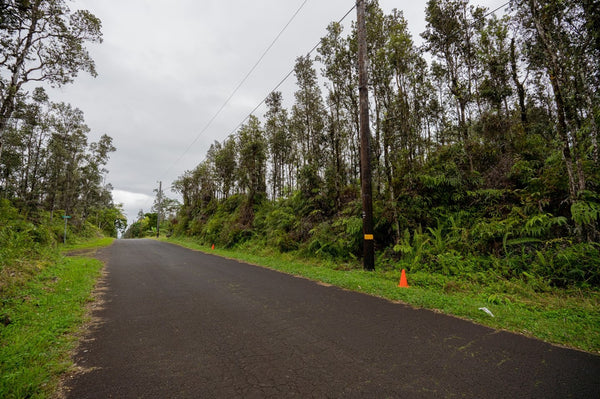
364 234 374 240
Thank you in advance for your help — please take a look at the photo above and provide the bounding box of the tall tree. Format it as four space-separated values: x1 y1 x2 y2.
318 22 361 183
45 102 88 217
512 0 597 202
291 56 326 174
422 0 486 171
364 1 389 196
79 134 115 221
0 0 102 158
509 36 529 130
477 15 513 117
15 87 51 208
317 21 357 202
236 115 267 214
264 91 292 200
381 9 430 241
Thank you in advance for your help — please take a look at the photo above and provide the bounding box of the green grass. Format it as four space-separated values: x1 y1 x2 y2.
0 255 104 399
60 236 115 253
163 236 600 354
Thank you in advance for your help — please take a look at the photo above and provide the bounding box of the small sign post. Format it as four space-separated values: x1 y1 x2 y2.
62 215 71 244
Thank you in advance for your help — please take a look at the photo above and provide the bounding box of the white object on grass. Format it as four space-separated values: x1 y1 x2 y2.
479 307 495 317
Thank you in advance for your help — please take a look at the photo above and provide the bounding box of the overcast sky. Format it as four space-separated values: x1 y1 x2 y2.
46 0 509 223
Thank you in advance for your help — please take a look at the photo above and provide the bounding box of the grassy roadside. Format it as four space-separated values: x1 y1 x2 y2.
163 236 600 354
61 237 115 251
0 238 113 399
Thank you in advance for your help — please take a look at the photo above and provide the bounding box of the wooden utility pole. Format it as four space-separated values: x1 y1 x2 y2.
357 0 375 271
156 181 162 238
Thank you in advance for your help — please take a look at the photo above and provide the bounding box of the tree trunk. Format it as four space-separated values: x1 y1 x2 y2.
529 0 583 202
548 74 578 202
510 38 528 130
0 2 42 159
383 121 401 245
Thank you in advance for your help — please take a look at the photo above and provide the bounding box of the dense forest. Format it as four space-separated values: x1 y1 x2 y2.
156 0 600 287
0 1 124 272
0 88 124 234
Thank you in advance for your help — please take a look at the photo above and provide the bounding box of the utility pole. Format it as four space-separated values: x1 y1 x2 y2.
156 181 162 238
357 0 375 270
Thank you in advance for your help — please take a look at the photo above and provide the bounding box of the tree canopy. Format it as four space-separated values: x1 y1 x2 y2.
0 1 124 238
171 0 600 287
0 0 102 157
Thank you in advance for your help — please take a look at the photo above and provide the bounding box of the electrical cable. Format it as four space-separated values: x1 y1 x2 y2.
223 3 357 140
486 1 510 17
214 1 510 164
146 1 509 217
160 0 310 180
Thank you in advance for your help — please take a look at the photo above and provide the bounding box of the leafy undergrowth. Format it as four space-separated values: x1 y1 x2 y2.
163 236 600 354
61 237 115 254
0 255 104 398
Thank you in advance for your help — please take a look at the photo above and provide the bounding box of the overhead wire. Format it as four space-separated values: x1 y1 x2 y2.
147 0 510 213
224 1 509 141
159 0 310 181
487 1 510 17
140 1 312 214
221 1 508 143
223 3 357 141
164 2 357 187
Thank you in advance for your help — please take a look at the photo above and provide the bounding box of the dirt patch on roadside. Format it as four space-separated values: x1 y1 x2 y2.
52 263 110 399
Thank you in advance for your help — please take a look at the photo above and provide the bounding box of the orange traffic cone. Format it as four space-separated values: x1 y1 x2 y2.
398 269 409 288
211 244 215 250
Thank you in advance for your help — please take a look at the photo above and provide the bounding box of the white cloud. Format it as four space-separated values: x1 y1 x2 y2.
112 189 154 223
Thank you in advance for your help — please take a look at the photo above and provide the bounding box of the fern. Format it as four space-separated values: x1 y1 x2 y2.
571 201 600 226
500 213 566 254
393 227 431 269
505 237 542 246
394 229 416 257
521 213 567 237
427 223 446 253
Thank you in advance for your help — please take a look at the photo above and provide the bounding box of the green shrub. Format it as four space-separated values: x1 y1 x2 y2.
273 231 298 252
0 200 56 271
533 242 600 287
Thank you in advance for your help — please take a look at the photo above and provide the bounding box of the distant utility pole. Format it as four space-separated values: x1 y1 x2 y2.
157 181 162 238
357 0 375 271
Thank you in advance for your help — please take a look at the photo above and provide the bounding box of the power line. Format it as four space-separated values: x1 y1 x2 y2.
487 1 510 17
222 1 514 142
160 0 310 180
223 3 357 140
154 0 508 204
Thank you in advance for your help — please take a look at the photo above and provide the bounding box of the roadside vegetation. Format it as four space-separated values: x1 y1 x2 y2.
0 200 117 399
0 2 120 396
0 255 104 399
125 1 600 353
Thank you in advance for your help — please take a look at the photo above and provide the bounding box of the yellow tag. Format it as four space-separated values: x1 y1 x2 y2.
364 234 374 240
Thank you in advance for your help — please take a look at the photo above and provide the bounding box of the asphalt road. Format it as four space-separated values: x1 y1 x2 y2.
63 239 600 398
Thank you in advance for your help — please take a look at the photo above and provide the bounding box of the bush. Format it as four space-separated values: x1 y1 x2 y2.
533 242 600 287
0 200 55 270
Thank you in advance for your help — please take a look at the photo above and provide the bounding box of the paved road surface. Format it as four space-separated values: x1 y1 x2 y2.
63 239 600 398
